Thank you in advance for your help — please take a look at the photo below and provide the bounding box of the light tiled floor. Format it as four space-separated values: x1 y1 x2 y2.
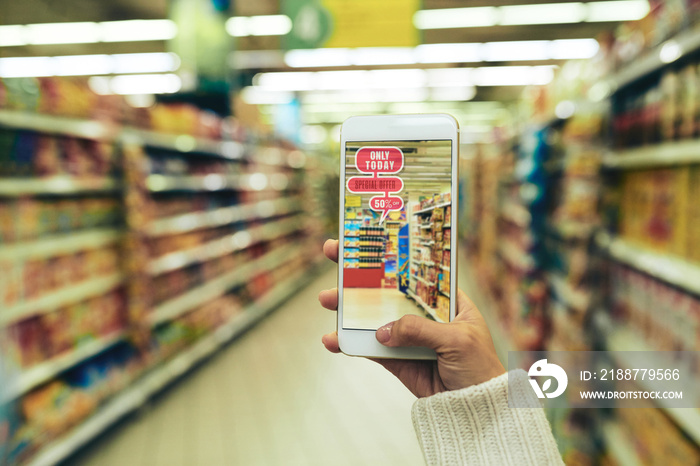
70 266 425 466
342 287 426 330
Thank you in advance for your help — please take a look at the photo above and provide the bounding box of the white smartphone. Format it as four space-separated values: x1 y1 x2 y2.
337 114 459 359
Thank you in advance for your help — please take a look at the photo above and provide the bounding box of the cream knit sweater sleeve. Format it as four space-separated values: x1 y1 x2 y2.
411 370 564 466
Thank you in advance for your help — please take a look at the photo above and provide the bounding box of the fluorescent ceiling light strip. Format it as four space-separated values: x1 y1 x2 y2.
101 19 178 42
499 3 586 26
587 0 650 21
27 22 101 45
0 52 180 78
413 0 649 29
0 25 28 46
414 7 498 29
0 19 178 46
225 15 292 37
281 39 598 68
254 66 556 92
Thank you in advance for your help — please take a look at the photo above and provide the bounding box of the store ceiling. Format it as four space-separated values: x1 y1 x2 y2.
1 0 630 131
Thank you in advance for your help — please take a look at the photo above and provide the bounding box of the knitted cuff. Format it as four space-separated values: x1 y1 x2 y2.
411 370 564 466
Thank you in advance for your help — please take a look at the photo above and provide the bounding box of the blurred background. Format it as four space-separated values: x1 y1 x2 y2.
1 0 699 465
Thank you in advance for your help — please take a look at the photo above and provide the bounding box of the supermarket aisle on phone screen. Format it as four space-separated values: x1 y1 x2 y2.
70 265 424 466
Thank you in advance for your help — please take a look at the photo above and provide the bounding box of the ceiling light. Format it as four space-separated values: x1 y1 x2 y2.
241 87 294 105
108 74 182 95
413 1 649 29
111 52 180 74
101 19 178 42
482 41 550 62
471 66 555 86
415 43 481 64
0 26 28 46
500 3 586 25
413 7 498 29
27 22 101 45
255 71 314 91
352 48 416 66
253 66 556 92
587 0 649 21
270 39 601 70
226 15 292 37
0 57 54 78
430 86 477 101
550 38 599 59
0 53 180 79
285 48 354 67
53 54 112 76
0 19 178 46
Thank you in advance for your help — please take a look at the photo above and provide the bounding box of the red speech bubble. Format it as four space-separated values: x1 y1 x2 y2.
347 176 403 194
370 195 404 224
355 146 403 175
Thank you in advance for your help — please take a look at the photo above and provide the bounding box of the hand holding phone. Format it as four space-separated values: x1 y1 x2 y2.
320 239 506 398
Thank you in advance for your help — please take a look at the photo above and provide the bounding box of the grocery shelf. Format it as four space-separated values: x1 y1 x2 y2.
595 312 700 445
146 174 243 192
0 228 121 261
146 199 300 236
438 289 450 298
603 139 700 169
406 289 445 323
124 129 245 160
498 241 535 272
148 216 302 275
0 110 115 140
0 177 120 196
25 262 320 466
415 260 435 266
411 274 436 287
546 221 597 240
0 273 124 327
500 201 531 228
609 28 700 92
148 246 300 326
601 422 642 466
595 232 700 295
439 265 450 272
3 331 125 402
547 273 590 313
413 201 451 215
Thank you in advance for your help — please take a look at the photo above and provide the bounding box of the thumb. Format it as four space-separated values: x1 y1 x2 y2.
376 315 446 350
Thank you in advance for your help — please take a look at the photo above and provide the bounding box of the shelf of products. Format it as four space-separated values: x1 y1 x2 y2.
409 194 451 323
3 331 126 403
596 231 700 295
0 76 328 465
601 422 643 466
23 260 322 466
604 139 700 168
0 177 120 196
0 110 115 141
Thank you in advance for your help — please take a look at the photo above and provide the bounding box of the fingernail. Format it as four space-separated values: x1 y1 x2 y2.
376 322 394 344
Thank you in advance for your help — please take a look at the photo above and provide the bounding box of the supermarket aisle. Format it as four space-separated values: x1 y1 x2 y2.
71 265 424 466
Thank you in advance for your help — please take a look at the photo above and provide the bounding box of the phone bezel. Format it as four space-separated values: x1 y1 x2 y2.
337 114 459 360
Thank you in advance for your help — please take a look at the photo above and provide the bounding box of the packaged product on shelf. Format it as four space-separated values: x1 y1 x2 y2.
688 165 700 262
620 168 689 257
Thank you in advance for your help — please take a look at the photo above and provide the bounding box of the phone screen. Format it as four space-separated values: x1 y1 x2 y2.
342 139 453 330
